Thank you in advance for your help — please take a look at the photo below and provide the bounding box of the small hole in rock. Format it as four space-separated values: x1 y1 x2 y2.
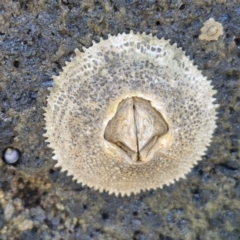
229 107 234 114
234 38 240 46
230 148 238 155
125 28 131 33
101 212 109 220
132 211 138 216
156 21 160 26
113 5 118 12
210 168 216 174
89 233 94 238
62 0 69 5
49 169 55 175
14 60 19 68
179 4 185 10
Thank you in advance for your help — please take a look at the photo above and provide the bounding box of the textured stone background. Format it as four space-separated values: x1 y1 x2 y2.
0 0 240 239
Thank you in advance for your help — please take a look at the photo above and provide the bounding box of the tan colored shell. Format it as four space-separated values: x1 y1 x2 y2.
44 31 218 196
199 18 223 41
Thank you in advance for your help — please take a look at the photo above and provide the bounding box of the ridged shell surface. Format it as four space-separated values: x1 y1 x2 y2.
44 32 217 196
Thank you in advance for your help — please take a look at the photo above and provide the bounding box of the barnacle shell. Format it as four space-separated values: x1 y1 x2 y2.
44 31 217 196
199 18 223 41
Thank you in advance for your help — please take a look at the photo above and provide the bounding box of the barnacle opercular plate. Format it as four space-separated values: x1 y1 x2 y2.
44 31 217 196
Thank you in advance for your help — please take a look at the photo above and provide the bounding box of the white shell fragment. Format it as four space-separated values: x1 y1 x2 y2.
199 18 223 41
44 32 218 196
4 148 20 164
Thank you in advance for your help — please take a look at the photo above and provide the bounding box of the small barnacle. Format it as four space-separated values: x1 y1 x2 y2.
199 18 223 41
44 32 218 196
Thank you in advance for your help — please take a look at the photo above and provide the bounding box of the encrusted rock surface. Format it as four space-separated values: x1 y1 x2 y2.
0 0 240 239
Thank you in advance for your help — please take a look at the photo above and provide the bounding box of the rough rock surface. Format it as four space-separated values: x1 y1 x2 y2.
0 0 240 239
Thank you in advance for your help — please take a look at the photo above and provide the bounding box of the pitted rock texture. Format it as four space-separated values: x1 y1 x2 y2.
44 32 217 196
0 0 240 239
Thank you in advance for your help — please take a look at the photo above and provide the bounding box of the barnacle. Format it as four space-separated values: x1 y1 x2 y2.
199 18 223 41
44 31 217 196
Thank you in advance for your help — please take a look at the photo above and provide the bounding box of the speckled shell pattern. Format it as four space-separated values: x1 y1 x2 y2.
44 32 217 196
